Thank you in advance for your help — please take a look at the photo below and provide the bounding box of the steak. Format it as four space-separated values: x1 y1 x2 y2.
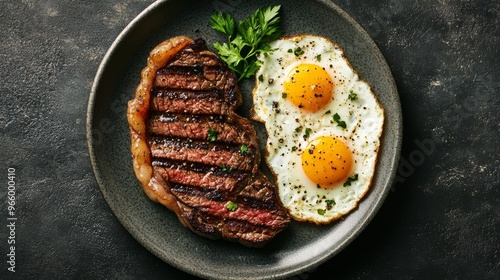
127 36 290 247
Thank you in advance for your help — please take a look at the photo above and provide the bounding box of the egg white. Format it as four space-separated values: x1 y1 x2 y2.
252 35 384 224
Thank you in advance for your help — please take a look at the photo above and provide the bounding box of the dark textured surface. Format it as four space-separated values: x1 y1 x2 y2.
0 0 498 279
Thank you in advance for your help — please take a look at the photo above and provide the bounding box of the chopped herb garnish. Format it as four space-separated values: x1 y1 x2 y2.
326 199 336 206
295 126 303 133
348 91 357 100
315 54 322 61
317 209 326 215
221 164 233 172
282 92 287 98
293 47 305 56
258 74 264 82
207 128 218 142
325 199 336 210
291 146 297 152
304 127 312 138
226 201 238 211
333 113 347 129
324 110 331 115
240 144 251 155
343 174 359 187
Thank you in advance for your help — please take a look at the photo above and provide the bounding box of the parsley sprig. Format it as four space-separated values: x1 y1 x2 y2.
209 5 283 80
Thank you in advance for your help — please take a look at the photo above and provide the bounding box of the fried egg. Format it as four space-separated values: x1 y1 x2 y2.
251 35 384 224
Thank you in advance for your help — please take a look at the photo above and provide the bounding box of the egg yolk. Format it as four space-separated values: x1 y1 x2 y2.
301 136 353 186
283 63 334 112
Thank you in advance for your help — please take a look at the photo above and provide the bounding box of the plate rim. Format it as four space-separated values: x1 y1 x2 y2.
86 0 403 279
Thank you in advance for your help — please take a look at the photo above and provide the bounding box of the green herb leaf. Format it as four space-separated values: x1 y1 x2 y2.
293 47 304 56
343 174 359 187
317 209 326 215
209 11 235 38
221 164 233 172
304 127 312 139
348 91 357 100
325 199 336 210
240 144 251 155
207 128 218 142
240 59 261 79
315 54 322 61
226 201 238 211
333 113 347 129
213 42 244 72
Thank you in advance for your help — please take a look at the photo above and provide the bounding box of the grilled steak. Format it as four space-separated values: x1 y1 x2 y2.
127 36 290 247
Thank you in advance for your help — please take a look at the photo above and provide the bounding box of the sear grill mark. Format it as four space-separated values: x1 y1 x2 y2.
147 113 256 146
151 89 230 115
150 136 256 172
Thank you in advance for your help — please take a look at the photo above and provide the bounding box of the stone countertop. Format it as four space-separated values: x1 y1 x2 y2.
1 0 498 279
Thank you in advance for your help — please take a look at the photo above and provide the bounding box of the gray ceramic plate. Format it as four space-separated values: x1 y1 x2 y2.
86 0 402 279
